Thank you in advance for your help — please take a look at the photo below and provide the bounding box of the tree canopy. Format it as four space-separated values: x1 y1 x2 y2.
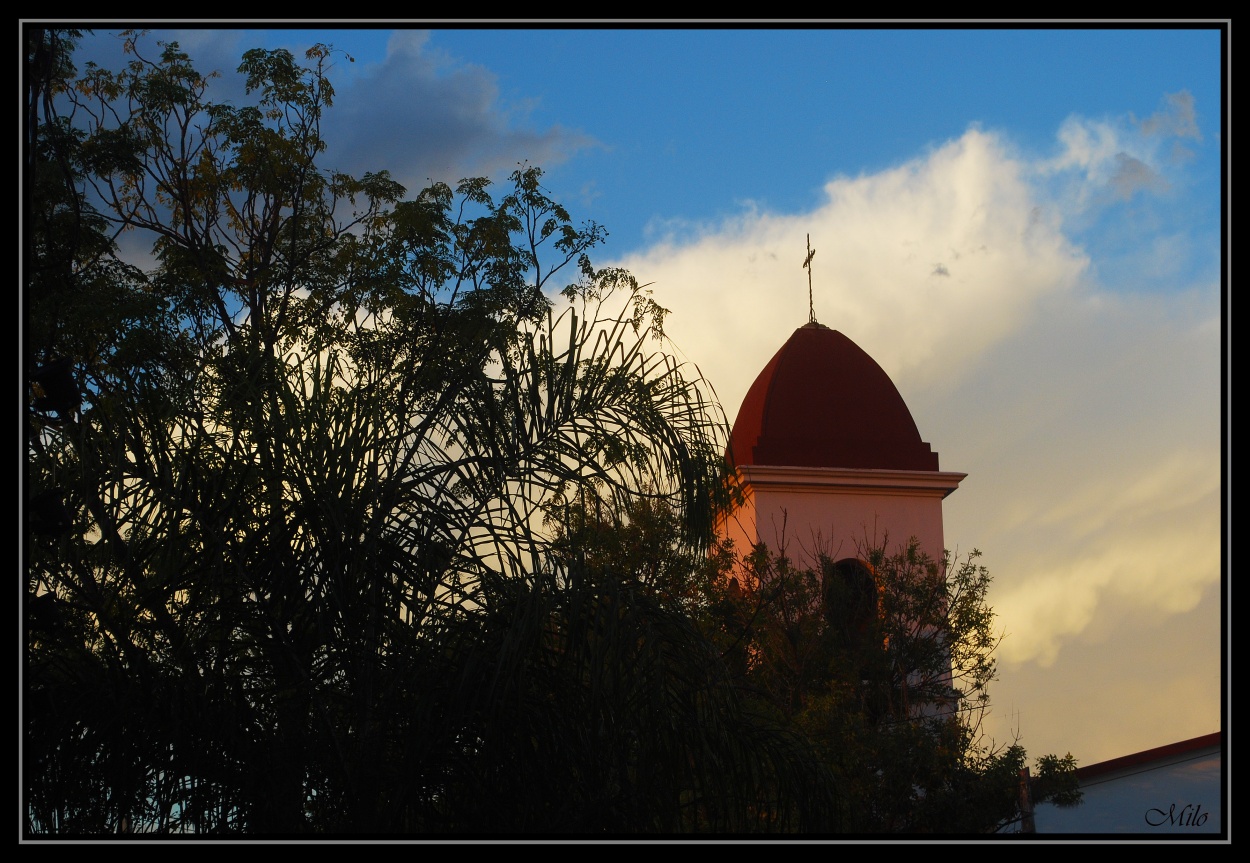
23 28 1078 837
696 531 1082 833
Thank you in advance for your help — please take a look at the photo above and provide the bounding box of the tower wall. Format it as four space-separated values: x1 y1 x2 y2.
720 465 965 570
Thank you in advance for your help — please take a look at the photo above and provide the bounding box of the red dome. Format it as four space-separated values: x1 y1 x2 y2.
728 323 939 471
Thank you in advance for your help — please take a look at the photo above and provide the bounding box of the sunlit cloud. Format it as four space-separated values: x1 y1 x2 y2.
991 458 1220 667
1034 450 1220 540
617 126 1088 415
993 584 1222 758
931 276 1220 673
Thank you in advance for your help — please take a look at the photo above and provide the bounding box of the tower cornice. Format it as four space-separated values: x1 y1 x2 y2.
736 464 967 499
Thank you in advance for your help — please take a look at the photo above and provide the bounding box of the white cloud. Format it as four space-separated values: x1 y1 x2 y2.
617 127 1088 420
930 281 1220 669
990 471 1220 667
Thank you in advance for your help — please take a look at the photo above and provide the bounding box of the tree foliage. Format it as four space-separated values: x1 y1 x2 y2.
24 28 843 836
698 531 1081 833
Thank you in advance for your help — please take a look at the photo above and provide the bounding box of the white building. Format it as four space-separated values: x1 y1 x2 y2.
1031 732 1223 836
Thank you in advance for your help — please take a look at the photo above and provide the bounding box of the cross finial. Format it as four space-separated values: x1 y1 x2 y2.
802 234 817 324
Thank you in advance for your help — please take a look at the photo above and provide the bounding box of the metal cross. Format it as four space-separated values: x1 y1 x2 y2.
802 234 816 324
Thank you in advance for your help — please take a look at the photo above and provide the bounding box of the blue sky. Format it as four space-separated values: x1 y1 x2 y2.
65 22 1226 769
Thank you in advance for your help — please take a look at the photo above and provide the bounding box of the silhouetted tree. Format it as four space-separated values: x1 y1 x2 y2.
24 28 839 835
700 532 1082 834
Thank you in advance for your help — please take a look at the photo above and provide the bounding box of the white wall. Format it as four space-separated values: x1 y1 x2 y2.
1031 741 1222 835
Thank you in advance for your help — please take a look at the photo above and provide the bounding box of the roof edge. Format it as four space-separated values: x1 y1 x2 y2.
1076 732 1223 781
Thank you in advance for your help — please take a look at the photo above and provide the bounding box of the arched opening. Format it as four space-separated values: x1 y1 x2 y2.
821 557 878 648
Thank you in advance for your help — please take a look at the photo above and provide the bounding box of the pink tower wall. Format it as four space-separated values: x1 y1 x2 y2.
719 465 965 570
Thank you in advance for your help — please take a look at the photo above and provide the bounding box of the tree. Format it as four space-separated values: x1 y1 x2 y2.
24 28 840 835
520 493 843 832
699 531 1082 834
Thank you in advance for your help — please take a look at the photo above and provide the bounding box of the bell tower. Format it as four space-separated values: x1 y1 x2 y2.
718 322 965 569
